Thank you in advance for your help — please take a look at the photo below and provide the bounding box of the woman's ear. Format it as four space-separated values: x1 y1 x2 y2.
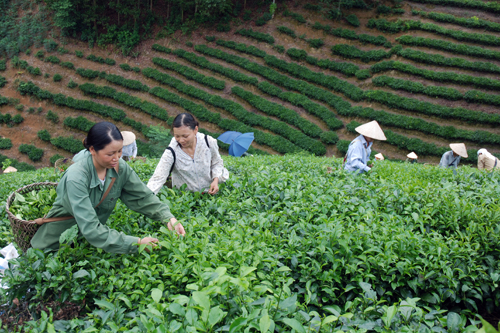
194 126 199 134
89 146 96 156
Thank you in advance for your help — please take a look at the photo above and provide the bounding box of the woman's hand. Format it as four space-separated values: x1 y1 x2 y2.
208 178 219 195
137 237 159 252
167 217 186 236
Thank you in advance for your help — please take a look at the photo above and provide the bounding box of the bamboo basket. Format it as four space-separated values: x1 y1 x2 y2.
5 182 58 253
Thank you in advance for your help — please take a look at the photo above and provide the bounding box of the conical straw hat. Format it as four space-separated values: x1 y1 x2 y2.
3 166 17 173
407 152 418 159
450 143 468 158
374 153 384 160
121 131 136 146
355 120 386 141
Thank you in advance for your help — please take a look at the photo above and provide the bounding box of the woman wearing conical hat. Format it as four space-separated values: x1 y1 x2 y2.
438 143 467 168
406 152 418 164
344 121 386 173
121 131 137 161
477 148 500 171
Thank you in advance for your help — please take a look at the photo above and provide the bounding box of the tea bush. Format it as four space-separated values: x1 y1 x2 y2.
37 130 51 142
1 156 498 331
18 143 43 162
277 26 296 38
0 137 12 149
53 73 62 82
345 14 360 27
46 110 59 123
312 21 389 47
235 28 274 44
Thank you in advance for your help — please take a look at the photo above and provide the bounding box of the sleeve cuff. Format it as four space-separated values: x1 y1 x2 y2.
364 166 371 172
124 235 140 254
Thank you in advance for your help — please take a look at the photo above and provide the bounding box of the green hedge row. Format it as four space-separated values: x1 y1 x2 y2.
0 59 6 71
283 9 306 23
0 75 6 88
152 44 172 54
174 49 258 85
414 10 500 33
215 39 266 58
152 57 225 90
277 26 297 38
78 83 171 122
61 61 75 70
406 0 500 15
37 129 51 142
0 137 12 149
331 44 396 63
142 67 312 154
464 90 500 107
372 75 463 101
63 116 95 132
194 45 500 145
86 54 116 66
264 54 365 101
312 22 390 47
231 86 326 154
257 81 343 133
18 143 43 162
105 73 150 92
231 86 323 138
0 113 23 126
17 81 126 121
369 18 500 46
396 35 500 61
364 89 500 127
370 60 500 90
44 55 60 64
0 154 35 172
235 28 275 44
51 136 84 154
76 68 100 79
397 48 500 75
303 52 359 77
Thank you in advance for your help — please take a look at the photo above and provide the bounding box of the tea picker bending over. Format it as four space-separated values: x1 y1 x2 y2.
438 143 467 169
147 113 229 194
344 121 387 174
31 122 185 254
477 148 500 171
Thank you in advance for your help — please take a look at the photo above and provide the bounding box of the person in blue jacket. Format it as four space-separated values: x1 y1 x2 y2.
344 121 387 174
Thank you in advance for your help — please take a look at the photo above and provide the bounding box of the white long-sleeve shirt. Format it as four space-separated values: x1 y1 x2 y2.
147 133 228 193
344 135 372 173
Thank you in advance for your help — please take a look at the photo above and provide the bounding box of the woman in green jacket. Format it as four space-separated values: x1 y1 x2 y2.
31 122 185 254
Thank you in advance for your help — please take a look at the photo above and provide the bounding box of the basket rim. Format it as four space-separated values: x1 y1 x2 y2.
6 182 59 225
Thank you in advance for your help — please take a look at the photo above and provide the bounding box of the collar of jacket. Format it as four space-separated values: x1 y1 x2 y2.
84 152 120 189
357 135 373 149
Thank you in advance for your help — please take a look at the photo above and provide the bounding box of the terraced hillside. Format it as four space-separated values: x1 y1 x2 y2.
1 0 500 169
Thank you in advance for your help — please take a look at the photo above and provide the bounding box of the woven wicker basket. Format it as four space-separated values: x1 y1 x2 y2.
5 182 58 253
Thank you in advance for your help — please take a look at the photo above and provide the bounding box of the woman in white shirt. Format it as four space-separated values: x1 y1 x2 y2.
147 113 229 194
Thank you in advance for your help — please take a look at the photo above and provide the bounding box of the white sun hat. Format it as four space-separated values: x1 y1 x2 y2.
355 120 387 141
3 166 17 173
121 131 136 146
450 143 468 158
374 153 384 160
407 152 418 159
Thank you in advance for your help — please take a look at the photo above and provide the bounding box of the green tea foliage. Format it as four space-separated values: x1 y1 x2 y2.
273 45 285 53
12 114 23 124
152 44 172 54
37 130 51 142
35 50 44 59
105 73 150 92
61 61 75 69
0 137 12 149
286 48 307 61
345 14 360 27
67 79 78 89
152 57 225 90
307 38 324 48
312 22 389 47
414 10 500 33
407 0 500 14
372 75 462 100
44 55 60 64
18 143 43 162
46 110 59 123
215 39 266 58
255 12 272 26
397 35 500 61
43 39 58 52
64 116 95 132
50 136 84 154
370 60 500 90
0 60 5 71
0 75 6 88
75 51 84 58
120 63 132 71
355 69 371 80
1 156 497 330
277 26 296 38
331 44 396 63
235 28 275 44
26 66 41 76
53 73 63 82
283 9 306 24
87 54 116 66
76 68 100 79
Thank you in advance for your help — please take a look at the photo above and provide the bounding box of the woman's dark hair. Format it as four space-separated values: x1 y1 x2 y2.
83 122 123 152
172 113 199 130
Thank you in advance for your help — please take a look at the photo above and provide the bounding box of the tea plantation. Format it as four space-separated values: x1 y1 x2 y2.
0 155 498 332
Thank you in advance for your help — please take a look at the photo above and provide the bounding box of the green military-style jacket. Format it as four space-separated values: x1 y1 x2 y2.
31 151 174 254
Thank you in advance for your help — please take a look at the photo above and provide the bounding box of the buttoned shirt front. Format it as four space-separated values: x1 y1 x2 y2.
31 151 174 253
147 133 228 194
344 135 372 173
